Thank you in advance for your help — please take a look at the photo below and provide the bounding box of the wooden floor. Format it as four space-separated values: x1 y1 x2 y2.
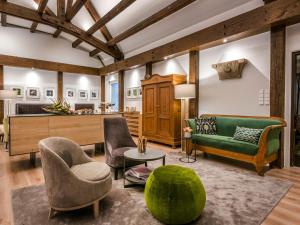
0 142 299 225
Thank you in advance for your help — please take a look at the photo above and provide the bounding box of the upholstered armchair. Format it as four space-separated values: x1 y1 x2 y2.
39 137 112 219
104 117 144 179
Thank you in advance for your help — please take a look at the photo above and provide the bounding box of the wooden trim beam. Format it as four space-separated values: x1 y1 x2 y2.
0 54 100 75
270 25 286 168
57 71 63 101
99 0 300 74
0 65 3 122
1 0 7 27
101 75 105 102
118 70 124 112
66 0 88 21
188 50 199 118
0 1 120 58
30 0 49 33
107 0 196 46
85 1 123 59
72 0 136 49
57 0 66 21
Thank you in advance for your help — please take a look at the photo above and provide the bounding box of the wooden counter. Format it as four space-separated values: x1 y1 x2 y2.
9 113 122 156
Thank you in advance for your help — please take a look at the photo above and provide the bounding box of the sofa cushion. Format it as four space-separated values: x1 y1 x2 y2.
195 116 216 134
192 134 259 155
233 126 263 144
71 162 110 181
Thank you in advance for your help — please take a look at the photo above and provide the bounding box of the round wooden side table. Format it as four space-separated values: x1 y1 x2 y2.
179 136 196 163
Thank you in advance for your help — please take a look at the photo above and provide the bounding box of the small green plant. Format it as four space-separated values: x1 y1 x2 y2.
42 98 71 114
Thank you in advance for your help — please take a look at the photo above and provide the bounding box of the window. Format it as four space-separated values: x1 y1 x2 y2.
110 82 118 111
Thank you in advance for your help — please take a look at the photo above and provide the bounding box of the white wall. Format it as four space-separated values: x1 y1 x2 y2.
0 27 100 67
284 23 300 167
199 32 270 116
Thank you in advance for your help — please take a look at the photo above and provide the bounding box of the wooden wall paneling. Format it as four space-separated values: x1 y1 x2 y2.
189 50 199 118
270 25 286 168
0 54 99 75
118 70 124 112
57 71 63 101
0 65 3 122
98 0 300 74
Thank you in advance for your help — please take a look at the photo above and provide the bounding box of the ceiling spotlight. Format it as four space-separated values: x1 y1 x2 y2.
223 38 228 43
164 57 168 60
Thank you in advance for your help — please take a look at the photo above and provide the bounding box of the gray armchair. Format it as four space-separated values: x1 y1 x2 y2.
104 117 144 179
39 137 112 219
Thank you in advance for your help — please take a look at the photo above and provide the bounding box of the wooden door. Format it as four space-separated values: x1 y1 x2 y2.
156 82 172 138
143 84 157 136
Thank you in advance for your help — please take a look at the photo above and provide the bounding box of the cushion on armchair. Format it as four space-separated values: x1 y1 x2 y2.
71 162 111 181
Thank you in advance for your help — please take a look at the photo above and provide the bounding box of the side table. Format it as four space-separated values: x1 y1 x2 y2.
179 136 196 163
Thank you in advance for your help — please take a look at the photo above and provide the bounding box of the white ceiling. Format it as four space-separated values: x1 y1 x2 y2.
3 0 258 65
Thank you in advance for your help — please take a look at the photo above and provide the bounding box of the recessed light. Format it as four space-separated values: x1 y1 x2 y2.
164 57 168 60
223 39 228 43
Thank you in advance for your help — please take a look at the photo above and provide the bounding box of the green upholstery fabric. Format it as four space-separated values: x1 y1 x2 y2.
145 165 206 225
192 134 258 155
187 116 282 156
3 117 9 143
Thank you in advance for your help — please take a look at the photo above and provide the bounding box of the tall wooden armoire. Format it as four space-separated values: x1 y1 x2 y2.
141 74 186 148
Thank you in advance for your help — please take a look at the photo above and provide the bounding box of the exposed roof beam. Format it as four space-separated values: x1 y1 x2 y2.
1 0 7 27
72 0 136 48
0 54 100 75
57 0 66 21
30 0 49 33
53 0 88 38
84 1 123 59
0 1 121 58
66 0 73 16
99 0 300 75
107 0 197 46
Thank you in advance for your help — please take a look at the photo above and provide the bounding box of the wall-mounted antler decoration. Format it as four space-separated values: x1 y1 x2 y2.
212 59 247 80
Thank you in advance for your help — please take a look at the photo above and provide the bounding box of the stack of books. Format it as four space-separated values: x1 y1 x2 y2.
125 166 152 182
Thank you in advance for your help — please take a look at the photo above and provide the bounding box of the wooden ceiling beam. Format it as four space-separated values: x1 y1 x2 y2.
0 1 121 58
107 0 197 46
1 0 7 27
72 0 136 49
57 0 66 21
0 54 100 75
84 1 123 59
98 0 300 75
30 0 49 33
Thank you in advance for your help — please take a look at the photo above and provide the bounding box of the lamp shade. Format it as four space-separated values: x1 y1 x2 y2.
174 84 196 99
0 90 18 100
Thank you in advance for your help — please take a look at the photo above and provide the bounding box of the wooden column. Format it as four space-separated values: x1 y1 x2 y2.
101 76 105 102
118 70 124 112
0 65 3 122
146 62 152 76
189 51 199 118
57 71 63 101
270 25 286 168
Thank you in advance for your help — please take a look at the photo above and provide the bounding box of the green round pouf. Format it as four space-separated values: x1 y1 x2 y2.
145 165 206 225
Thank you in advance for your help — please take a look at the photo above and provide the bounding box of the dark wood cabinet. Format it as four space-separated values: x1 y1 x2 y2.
141 74 186 148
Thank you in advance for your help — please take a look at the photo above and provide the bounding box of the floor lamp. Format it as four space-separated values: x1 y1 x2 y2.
0 90 18 117
175 84 196 162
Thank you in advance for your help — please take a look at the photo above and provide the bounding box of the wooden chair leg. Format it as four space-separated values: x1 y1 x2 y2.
114 168 118 180
93 200 100 218
48 208 56 219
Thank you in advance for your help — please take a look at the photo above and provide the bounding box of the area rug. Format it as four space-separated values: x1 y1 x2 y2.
12 153 292 225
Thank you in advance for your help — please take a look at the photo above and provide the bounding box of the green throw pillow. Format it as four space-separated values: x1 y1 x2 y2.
233 126 263 144
195 116 216 135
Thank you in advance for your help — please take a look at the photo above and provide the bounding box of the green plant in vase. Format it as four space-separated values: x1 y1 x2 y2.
42 98 71 115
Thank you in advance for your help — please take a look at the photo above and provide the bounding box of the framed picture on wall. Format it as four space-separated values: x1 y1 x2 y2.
126 88 133 98
65 88 76 100
26 87 40 99
90 90 99 100
78 90 88 100
138 86 142 97
132 87 139 98
44 87 56 99
9 86 24 98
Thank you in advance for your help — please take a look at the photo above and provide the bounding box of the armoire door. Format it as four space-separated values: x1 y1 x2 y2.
156 82 172 138
143 84 157 136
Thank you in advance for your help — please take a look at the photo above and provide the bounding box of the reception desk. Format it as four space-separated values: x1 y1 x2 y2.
9 113 122 157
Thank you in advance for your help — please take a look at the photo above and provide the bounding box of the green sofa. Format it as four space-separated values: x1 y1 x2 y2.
187 115 286 175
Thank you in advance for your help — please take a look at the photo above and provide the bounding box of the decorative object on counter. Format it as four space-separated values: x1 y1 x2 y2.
90 90 99 100
99 102 115 112
65 88 76 100
42 98 71 115
75 108 94 115
44 87 56 99
212 58 247 80
26 87 40 99
125 106 136 112
138 136 147 153
78 90 88 100
183 127 193 138
9 86 23 98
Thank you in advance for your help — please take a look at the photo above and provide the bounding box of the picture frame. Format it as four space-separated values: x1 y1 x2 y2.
44 87 56 99
9 86 24 98
78 90 88 100
26 87 40 99
90 90 99 100
138 86 142 97
132 87 139 98
126 88 133 98
127 87 142 99
65 88 76 100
